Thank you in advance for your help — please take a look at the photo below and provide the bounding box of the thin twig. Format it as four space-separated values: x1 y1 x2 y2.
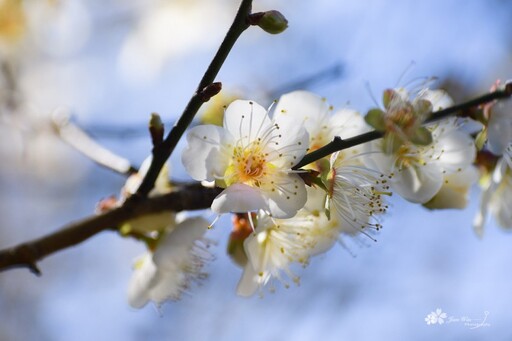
134 0 253 198
293 83 512 169
0 0 254 275
52 111 137 176
0 85 509 274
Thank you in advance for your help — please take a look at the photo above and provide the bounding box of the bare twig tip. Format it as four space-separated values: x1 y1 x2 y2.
29 263 42 276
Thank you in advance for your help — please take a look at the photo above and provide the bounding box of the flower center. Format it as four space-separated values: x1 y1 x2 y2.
386 105 417 134
394 144 425 169
225 144 271 187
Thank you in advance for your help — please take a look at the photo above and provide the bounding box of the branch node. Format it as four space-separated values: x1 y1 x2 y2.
199 82 222 102
247 12 264 25
29 263 42 276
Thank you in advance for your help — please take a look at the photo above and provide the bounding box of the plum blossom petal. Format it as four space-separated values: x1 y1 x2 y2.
424 166 478 210
236 213 315 296
418 89 454 111
223 100 272 142
274 90 369 158
264 173 308 218
211 183 268 215
432 121 476 172
392 162 443 203
126 217 211 308
273 90 330 142
474 144 512 235
182 125 233 181
487 99 512 155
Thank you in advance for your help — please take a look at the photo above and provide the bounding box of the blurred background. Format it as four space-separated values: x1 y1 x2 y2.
1 0 511 340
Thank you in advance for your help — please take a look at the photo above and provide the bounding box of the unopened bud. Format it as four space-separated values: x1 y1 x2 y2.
250 10 288 35
149 113 164 146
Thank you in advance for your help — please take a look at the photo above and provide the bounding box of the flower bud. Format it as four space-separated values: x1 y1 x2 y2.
250 10 288 35
149 113 164 146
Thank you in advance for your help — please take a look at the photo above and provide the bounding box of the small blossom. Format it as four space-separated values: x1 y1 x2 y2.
182 99 309 218
474 143 512 236
127 217 212 308
484 80 512 155
365 87 453 154
237 175 387 297
237 206 336 297
273 90 369 166
328 153 390 237
365 118 476 204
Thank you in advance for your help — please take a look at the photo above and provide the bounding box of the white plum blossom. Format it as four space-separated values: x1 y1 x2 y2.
237 196 343 297
328 152 390 237
273 90 369 161
365 86 454 155
483 80 512 155
474 144 512 236
127 217 212 308
365 118 476 204
424 166 479 210
237 212 316 296
237 167 390 297
182 99 309 218
487 104 512 155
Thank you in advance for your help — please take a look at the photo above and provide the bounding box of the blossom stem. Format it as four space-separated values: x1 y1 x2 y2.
293 82 512 169
133 0 253 198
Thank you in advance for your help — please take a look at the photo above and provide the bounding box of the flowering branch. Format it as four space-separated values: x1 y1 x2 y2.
1 84 509 275
293 82 512 169
133 0 253 198
0 184 222 274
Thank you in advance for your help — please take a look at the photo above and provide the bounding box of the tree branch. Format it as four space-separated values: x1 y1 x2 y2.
0 184 222 274
52 111 138 176
0 0 255 275
1 83 510 275
293 82 512 169
134 0 253 198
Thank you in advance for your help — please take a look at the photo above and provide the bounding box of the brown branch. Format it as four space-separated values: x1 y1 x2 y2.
0 184 222 274
134 0 253 198
0 0 255 275
1 83 510 275
293 82 512 169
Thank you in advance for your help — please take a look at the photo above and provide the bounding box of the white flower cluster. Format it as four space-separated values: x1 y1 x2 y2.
182 91 408 296
126 82 510 304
